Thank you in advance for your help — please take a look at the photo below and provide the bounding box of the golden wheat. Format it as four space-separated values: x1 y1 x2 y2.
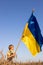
0 50 43 65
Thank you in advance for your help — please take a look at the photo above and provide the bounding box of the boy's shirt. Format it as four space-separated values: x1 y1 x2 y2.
7 50 17 61
7 50 15 61
7 50 15 56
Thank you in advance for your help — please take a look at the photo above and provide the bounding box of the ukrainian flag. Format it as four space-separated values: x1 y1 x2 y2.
21 12 43 56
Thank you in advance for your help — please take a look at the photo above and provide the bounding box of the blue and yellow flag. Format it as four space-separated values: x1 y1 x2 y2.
21 12 43 56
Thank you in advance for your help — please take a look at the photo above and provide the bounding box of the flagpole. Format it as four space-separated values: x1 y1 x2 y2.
15 24 26 53
15 37 21 52
32 9 35 15
32 9 35 13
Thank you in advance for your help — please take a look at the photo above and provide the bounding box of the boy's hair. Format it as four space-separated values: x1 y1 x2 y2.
8 44 14 50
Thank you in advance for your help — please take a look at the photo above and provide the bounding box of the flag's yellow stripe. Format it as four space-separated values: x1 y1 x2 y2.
21 23 40 56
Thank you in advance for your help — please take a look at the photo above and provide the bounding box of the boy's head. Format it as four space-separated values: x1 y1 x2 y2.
8 44 14 50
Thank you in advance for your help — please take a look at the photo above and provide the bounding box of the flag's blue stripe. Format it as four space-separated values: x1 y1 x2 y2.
28 13 43 50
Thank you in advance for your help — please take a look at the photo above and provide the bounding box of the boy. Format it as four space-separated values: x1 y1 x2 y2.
7 44 16 61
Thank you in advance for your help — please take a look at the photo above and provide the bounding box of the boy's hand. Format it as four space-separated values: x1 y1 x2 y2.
11 52 16 57
13 52 17 58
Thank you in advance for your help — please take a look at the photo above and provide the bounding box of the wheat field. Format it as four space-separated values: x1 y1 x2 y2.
0 51 43 65
0 59 43 65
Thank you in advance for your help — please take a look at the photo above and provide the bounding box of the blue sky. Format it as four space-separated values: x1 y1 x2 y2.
0 0 43 62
